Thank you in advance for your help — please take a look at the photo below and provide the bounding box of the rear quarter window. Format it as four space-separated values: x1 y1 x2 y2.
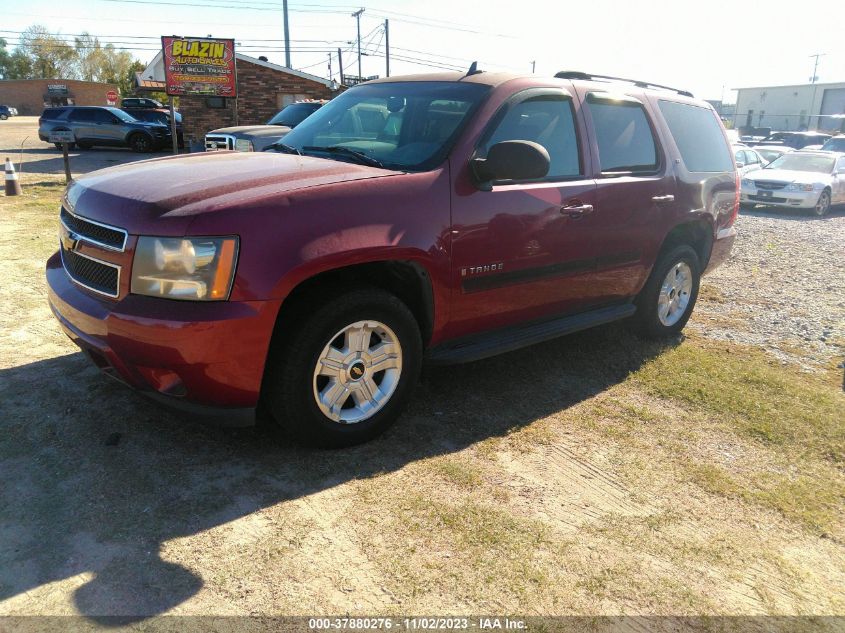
659 100 734 172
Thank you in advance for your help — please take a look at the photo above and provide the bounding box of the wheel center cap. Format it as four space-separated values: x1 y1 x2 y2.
348 361 366 381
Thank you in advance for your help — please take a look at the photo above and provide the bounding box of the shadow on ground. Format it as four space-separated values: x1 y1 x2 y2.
6 147 172 179
0 324 674 622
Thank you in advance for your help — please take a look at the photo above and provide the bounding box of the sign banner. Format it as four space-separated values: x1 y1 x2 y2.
161 36 237 97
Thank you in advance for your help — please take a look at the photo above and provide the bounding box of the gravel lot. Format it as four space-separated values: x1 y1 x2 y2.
695 209 845 371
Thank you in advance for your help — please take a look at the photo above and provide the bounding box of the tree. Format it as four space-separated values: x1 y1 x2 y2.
0 38 9 80
17 25 77 79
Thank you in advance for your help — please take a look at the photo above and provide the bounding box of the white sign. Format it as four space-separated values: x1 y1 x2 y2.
49 130 76 144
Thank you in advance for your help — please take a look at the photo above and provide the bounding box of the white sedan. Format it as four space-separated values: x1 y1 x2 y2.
740 151 845 216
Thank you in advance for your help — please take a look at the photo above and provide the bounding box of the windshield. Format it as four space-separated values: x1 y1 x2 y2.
765 153 835 173
110 107 138 123
267 103 321 127
756 148 784 163
278 81 490 171
821 137 845 151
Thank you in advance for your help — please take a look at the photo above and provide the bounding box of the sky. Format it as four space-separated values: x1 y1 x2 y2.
3 0 844 101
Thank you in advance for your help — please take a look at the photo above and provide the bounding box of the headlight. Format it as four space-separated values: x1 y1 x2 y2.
785 183 814 192
131 236 239 301
741 178 752 187
235 139 254 152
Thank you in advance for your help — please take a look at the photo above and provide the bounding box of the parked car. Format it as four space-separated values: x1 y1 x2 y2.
733 144 766 175
205 100 327 151
46 70 738 447
125 108 184 148
740 150 845 216
38 106 172 152
0 105 12 120
749 131 832 150
753 145 793 165
820 135 845 153
120 97 165 110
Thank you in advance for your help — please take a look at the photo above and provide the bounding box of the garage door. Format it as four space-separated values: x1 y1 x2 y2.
820 88 845 132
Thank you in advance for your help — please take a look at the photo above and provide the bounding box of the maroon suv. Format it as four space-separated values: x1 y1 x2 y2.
47 70 738 446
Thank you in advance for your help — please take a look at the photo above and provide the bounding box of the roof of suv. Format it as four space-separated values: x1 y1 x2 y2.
363 70 699 101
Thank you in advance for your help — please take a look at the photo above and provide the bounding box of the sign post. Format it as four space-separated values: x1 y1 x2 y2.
49 130 75 183
161 36 237 155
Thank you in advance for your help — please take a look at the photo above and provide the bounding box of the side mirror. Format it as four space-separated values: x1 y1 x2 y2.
735 161 745 169
470 140 550 187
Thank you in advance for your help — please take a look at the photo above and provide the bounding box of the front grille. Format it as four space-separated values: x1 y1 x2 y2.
750 195 788 203
753 181 787 191
205 134 234 151
60 206 127 251
61 247 120 298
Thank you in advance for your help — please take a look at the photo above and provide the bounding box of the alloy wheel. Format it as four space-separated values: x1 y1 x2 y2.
657 262 693 326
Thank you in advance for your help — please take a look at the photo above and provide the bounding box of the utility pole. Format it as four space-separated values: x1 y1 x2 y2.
531 60 535 74
384 19 390 77
328 53 332 81
352 8 364 82
282 0 291 67
809 53 825 83
337 47 344 85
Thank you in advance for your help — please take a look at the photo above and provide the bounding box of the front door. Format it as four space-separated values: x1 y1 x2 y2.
448 87 599 338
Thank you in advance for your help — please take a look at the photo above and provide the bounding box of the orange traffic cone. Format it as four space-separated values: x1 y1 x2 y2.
4 158 22 196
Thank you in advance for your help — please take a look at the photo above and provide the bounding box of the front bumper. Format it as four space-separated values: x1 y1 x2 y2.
46 252 281 423
740 187 820 208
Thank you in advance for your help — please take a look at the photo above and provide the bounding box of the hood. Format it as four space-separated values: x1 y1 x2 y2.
65 152 399 235
749 169 830 183
209 125 292 137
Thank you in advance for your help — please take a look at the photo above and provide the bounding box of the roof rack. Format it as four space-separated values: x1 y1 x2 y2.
554 71 694 98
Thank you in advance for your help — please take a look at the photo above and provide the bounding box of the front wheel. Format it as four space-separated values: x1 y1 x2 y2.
813 189 831 217
128 133 153 153
263 287 422 447
632 244 701 339
54 142 77 150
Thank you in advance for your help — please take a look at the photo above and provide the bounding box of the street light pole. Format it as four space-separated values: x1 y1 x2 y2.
282 0 291 67
385 19 390 77
352 8 364 82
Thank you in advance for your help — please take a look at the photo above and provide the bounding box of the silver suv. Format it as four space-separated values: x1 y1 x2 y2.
38 106 171 152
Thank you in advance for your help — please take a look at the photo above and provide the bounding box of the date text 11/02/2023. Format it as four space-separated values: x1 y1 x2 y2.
307 618 527 630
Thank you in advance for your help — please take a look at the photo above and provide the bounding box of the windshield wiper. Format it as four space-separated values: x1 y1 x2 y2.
302 145 384 168
263 142 302 155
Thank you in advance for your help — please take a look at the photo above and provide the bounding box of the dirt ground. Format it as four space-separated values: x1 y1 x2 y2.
1 118 844 630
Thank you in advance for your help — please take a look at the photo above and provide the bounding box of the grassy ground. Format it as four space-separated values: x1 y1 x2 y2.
1 180 843 622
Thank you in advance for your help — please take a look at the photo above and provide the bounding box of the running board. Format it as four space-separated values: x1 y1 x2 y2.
426 303 636 365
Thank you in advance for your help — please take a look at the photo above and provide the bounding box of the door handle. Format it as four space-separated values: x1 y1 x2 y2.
651 194 675 204
561 203 594 219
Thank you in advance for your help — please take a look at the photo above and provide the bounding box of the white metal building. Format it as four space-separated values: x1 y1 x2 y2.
733 81 845 133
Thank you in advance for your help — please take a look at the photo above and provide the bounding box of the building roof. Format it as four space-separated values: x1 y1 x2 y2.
733 81 845 91
138 51 337 90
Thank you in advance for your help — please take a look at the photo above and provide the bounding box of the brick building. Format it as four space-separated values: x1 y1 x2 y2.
137 52 341 145
0 79 119 115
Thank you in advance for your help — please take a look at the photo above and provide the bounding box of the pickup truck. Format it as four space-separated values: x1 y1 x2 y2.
47 69 738 447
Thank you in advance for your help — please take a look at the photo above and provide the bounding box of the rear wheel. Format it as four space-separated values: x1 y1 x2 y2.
813 189 831 217
128 133 153 153
54 142 77 150
263 287 422 447
0 114 8 120
77 141 93 150
632 244 701 339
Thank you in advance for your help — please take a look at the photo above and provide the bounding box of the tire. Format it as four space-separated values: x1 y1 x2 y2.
812 189 831 217
128 133 153 153
54 142 77 150
77 141 93 150
0 114 8 120
632 244 701 339
263 287 422 448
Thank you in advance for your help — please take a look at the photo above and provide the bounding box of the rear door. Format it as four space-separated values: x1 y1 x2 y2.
571 88 677 300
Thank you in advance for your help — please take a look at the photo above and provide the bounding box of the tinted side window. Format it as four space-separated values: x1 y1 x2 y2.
588 98 657 172
658 100 733 172
481 94 581 179
68 109 97 122
92 109 115 123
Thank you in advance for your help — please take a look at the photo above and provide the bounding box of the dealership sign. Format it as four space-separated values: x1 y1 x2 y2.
161 36 237 97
